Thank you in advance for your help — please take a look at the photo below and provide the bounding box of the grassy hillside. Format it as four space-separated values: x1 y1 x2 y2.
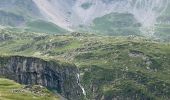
0 10 67 34
25 20 67 34
0 30 170 99
91 13 141 36
0 78 60 100
0 19 68 34
0 0 67 34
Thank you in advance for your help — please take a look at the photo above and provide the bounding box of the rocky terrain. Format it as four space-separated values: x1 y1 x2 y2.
0 55 85 100
0 0 170 100
0 30 170 100
0 0 170 37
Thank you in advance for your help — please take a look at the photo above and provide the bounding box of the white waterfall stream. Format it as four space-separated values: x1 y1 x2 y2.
77 73 86 96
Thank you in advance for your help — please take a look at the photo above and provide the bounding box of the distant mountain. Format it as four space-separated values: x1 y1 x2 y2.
0 0 170 37
0 0 67 34
0 0 41 26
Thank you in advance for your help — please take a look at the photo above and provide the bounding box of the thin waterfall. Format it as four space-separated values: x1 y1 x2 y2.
77 73 86 96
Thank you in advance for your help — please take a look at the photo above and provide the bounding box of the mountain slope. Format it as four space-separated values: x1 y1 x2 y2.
0 30 170 100
91 13 141 35
0 0 170 36
32 0 170 35
25 20 67 34
0 0 67 34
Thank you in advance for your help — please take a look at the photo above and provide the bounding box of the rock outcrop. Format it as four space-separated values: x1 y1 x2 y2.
0 55 84 100
0 33 12 41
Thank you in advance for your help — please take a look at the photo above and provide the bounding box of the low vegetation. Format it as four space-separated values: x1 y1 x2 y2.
0 78 60 100
0 30 170 99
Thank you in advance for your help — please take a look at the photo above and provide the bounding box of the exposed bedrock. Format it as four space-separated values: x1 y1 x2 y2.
0 56 85 100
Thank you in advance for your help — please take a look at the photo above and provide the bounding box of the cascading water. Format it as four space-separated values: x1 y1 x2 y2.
77 73 86 96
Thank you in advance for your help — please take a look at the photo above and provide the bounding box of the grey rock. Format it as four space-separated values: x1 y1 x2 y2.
0 56 84 100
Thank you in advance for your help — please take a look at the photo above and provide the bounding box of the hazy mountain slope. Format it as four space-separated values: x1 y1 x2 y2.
32 0 170 35
0 10 25 26
91 13 141 35
0 0 41 21
25 20 68 34
0 0 170 36
154 3 170 39
0 0 67 34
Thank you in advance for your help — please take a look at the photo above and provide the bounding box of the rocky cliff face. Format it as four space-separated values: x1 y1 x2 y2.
0 56 84 100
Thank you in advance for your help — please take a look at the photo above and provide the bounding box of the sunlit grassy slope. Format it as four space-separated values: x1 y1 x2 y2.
0 78 60 100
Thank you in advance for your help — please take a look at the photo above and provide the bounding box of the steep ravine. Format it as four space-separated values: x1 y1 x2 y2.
0 55 85 100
